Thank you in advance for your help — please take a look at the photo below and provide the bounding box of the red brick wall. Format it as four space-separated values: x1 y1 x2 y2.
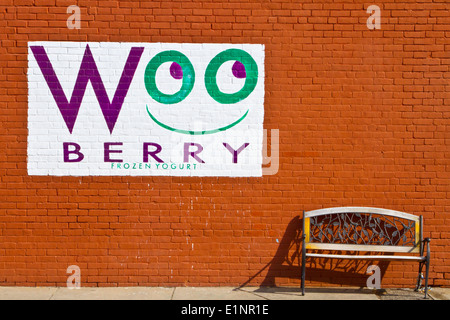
0 0 449 287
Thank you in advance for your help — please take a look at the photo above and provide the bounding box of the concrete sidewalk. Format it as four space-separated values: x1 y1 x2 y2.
0 286 447 300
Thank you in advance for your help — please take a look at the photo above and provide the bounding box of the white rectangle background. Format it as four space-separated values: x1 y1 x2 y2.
27 42 265 176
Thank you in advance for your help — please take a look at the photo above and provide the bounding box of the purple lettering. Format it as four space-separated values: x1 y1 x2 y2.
104 142 123 162
143 142 164 163
63 142 84 162
223 143 249 163
183 143 205 163
30 45 144 134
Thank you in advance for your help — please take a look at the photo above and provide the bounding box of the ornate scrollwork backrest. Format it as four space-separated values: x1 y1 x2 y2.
304 207 421 251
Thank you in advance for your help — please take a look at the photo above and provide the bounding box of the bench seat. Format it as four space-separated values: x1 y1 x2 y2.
305 253 426 261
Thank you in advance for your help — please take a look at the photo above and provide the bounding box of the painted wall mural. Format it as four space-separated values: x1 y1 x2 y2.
27 42 265 176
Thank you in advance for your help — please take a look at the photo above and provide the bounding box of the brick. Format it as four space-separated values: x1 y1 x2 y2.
0 0 448 289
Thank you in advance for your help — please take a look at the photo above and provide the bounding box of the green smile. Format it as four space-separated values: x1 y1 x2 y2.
146 105 249 135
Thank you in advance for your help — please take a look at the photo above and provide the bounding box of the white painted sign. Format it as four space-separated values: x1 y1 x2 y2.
27 42 265 176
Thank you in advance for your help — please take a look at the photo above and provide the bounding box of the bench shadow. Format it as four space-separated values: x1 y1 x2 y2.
237 215 389 290
238 286 376 298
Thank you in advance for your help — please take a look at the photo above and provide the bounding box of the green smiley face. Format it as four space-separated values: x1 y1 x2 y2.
144 49 258 135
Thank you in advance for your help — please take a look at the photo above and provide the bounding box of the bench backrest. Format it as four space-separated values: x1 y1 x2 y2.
303 207 422 253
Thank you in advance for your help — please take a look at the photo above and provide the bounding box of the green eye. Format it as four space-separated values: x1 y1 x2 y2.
144 50 195 104
205 49 258 104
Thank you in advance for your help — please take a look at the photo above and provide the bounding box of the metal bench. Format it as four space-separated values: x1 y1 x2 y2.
301 207 431 298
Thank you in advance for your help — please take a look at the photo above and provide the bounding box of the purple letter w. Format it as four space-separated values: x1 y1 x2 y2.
30 45 144 134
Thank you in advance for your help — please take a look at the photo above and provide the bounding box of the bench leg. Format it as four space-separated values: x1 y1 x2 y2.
423 256 430 299
301 258 305 296
414 261 424 292
301 235 306 296
423 239 431 299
